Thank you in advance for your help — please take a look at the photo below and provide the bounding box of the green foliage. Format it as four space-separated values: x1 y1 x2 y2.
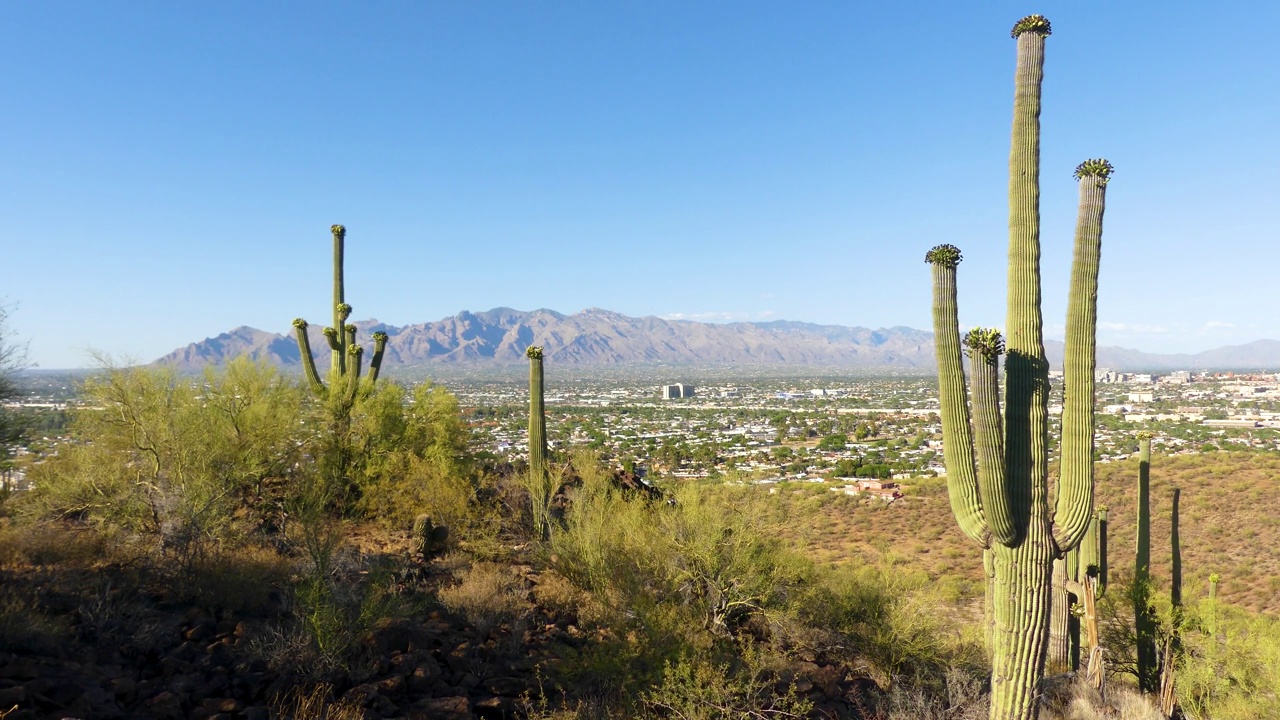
24 358 306 563
643 648 813 720
350 380 482 533
548 480 806 696
817 432 849 451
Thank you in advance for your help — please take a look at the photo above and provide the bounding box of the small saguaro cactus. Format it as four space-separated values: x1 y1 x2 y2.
411 514 449 561
292 225 389 400
926 15 1114 720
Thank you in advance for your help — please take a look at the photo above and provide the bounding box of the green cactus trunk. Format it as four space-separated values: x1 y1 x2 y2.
527 346 550 540
1136 435 1158 694
926 15 1112 720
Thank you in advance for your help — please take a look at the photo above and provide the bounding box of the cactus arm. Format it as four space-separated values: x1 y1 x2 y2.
1096 506 1109 595
926 246 989 546
344 345 363 405
331 225 347 375
1053 160 1113 551
368 331 388 385
323 326 341 351
1170 487 1182 613
292 319 327 395
344 324 358 351
966 329 1018 546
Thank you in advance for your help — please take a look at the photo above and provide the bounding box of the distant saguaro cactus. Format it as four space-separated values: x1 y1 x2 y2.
926 15 1114 720
1135 433 1158 694
292 225 389 401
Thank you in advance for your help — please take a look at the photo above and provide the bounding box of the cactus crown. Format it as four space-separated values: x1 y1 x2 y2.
345 324 357 334
1074 158 1115 183
292 318 308 329
1209 573 1220 583
337 303 353 319
963 327 1005 359
924 244 963 268
322 326 338 338
347 345 363 356
1137 431 1153 441
372 331 389 342
331 224 346 237
1011 14 1051 38
526 345 544 359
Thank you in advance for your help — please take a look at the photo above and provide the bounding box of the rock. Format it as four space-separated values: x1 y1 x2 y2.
147 690 186 720
406 696 471 720
0 685 25 705
474 694 515 719
481 676 525 697
368 617 434 656
183 622 214 642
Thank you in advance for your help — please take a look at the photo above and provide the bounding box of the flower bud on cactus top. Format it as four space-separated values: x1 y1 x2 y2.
526 345 544 359
963 328 1006 360
322 327 338 339
1074 159 1114 183
372 331 389 343
292 318 308 330
925 244 963 268
337 303 353 320
1011 14 1051 38
331 224 346 237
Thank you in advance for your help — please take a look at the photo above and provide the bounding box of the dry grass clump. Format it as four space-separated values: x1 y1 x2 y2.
437 560 529 637
271 683 366 720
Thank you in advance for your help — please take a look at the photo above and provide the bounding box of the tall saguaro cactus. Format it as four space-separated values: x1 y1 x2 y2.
292 225 389 403
526 346 552 540
1135 433 1158 693
926 15 1113 720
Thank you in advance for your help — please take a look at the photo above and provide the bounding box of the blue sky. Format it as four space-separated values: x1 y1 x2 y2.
3 2 1278 368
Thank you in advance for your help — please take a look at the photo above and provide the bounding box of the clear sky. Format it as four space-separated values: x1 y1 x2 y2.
3 2 1278 368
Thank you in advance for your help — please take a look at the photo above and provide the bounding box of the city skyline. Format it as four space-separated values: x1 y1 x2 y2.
3 2 1278 368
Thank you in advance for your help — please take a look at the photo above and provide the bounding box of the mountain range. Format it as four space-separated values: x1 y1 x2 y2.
153 308 1280 372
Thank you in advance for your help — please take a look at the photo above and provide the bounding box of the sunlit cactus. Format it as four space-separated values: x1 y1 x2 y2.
925 15 1112 720
292 224 389 399
526 346 551 540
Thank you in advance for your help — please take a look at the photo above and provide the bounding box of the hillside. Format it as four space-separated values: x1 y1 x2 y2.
773 452 1280 616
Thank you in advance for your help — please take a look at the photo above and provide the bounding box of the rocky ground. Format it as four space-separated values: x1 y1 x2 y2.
0 525 887 720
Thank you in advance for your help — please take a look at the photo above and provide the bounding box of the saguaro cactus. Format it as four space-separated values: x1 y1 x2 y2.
526 346 552 540
1135 433 1158 693
926 15 1113 720
292 225 389 402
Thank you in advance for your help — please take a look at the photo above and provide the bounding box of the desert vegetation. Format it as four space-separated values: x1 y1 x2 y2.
3 13 1279 720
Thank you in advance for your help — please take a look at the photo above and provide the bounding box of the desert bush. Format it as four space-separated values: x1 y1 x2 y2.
642 647 813 720
437 561 528 637
0 581 70 653
790 562 986 693
22 358 307 566
353 381 488 536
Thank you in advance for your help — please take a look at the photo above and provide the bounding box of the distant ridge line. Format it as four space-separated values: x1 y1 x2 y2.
152 307 1280 372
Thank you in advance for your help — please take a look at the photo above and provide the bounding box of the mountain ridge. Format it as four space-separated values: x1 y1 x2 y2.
153 308 1280 372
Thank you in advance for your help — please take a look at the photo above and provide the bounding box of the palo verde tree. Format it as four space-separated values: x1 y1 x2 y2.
925 15 1114 720
292 225 390 497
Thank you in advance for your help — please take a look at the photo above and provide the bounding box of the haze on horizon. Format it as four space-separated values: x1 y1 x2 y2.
3 2 1278 369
